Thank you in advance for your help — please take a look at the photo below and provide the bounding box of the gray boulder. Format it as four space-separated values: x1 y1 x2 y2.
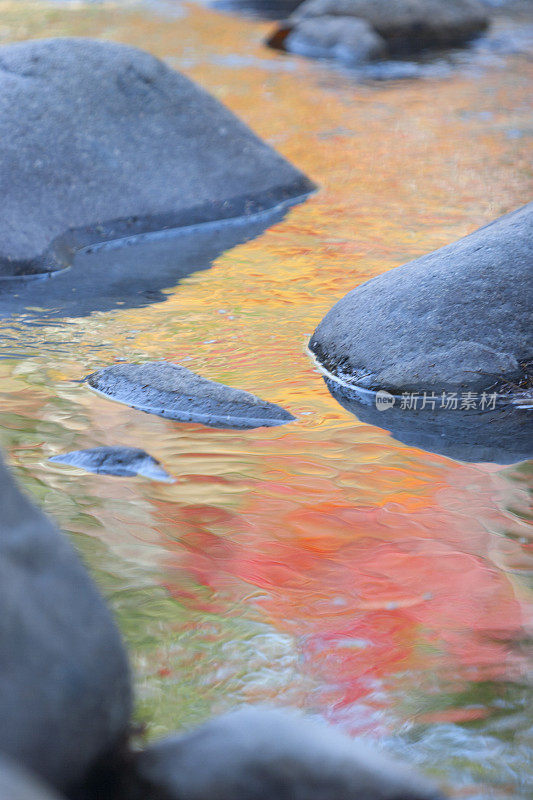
50 446 174 482
87 361 295 429
0 38 314 277
132 706 446 799
283 16 387 64
309 203 533 394
0 756 65 800
0 453 132 792
269 0 489 59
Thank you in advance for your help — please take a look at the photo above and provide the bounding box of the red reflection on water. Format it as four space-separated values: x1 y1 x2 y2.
156 454 527 730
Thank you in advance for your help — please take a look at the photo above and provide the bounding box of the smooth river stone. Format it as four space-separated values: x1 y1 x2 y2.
50 446 174 482
0 453 132 792
0 37 314 277
310 203 533 394
87 361 295 429
132 706 446 800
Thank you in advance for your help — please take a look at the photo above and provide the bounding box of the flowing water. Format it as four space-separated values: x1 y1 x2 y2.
0 2 532 797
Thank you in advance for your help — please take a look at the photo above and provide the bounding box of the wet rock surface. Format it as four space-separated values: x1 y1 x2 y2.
0 453 132 793
87 361 296 429
0 37 314 277
310 203 533 395
133 706 446 800
269 0 489 63
50 446 174 482
0 756 65 800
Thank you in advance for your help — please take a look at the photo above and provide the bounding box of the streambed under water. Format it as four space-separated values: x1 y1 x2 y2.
0 2 532 797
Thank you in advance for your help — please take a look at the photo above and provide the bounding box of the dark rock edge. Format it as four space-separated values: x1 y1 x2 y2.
0 180 315 278
309 340 533 400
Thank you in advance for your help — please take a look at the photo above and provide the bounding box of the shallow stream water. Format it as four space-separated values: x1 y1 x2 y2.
0 2 532 797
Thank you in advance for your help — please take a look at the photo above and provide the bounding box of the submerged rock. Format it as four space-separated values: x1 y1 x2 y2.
87 361 295 429
132 706 446 800
50 446 174 482
269 0 489 63
0 756 65 800
0 453 132 792
310 203 533 395
0 38 314 277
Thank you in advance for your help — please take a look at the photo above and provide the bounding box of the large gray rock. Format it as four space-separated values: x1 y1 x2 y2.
269 0 489 58
309 203 533 394
0 38 314 277
87 361 295 429
0 756 65 800
0 454 132 792
132 706 446 799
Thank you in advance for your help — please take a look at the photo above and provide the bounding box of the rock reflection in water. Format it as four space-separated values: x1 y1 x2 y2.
207 0 303 20
324 378 533 464
0 204 292 321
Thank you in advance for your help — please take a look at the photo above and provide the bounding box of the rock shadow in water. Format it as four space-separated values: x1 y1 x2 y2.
0 205 291 322
325 378 533 464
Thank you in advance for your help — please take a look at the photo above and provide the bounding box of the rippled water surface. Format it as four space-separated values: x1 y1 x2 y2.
1 2 532 797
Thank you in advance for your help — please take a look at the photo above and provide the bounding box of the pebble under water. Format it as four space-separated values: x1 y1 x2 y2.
0 2 531 798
